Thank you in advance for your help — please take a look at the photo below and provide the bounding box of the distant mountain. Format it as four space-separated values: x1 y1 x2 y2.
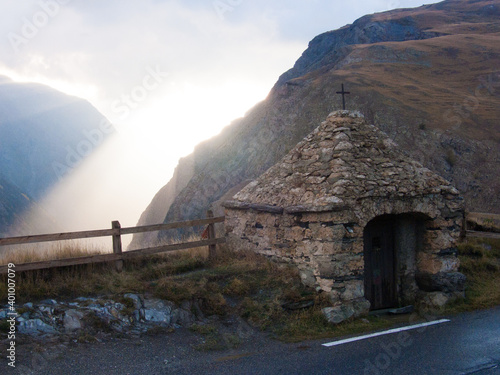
132 0 500 247
0 176 32 235
0 77 114 236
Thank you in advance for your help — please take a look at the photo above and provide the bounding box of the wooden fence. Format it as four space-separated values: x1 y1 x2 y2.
462 211 500 240
0 211 225 275
0 209 497 275
466 230 500 239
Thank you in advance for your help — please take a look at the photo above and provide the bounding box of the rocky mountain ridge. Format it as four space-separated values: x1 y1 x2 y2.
133 0 500 247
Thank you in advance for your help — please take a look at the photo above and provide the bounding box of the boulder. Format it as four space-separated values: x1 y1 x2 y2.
143 298 175 324
418 291 451 312
63 309 84 332
171 308 194 327
18 319 57 335
416 272 466 293
322 298 370 324
124 293 143 309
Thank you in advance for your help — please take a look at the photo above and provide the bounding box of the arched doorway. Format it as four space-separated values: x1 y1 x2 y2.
364 214 426 310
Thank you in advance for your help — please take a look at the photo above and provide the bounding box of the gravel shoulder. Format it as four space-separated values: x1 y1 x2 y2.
1 314 295 375
2 307 500 375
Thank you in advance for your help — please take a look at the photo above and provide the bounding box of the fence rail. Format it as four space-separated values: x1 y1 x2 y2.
0 211 225 275
462 211 500 240
466 230 500 239
1 210 497 275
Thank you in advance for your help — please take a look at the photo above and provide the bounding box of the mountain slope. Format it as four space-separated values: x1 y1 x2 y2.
0 77 114 236
134 0 500 245
0 176 33 236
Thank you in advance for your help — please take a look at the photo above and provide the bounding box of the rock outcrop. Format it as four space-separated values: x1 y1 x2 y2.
0 294 202 338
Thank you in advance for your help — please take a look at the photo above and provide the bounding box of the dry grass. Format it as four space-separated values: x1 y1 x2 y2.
0 234 210 302
0 240 108 266
0 233 209 266
1 234 498 342
446 237 500 313
0 242 345 341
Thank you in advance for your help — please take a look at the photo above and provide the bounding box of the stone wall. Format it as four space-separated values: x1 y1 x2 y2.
225 192 463 294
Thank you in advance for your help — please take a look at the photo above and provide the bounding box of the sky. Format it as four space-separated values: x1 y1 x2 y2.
0 0 439 236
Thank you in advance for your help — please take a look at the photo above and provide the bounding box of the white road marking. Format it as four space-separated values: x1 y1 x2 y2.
322 319 451 347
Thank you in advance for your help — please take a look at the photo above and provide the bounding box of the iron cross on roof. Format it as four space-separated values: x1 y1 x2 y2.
336 83 350 110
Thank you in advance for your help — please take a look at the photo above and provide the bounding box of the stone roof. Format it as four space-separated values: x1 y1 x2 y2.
225 111 459 213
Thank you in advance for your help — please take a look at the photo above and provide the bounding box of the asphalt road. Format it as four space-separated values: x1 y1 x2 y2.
7 306 500 375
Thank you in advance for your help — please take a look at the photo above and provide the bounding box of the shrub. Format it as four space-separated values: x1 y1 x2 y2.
223 278 250 296
445 148 457 167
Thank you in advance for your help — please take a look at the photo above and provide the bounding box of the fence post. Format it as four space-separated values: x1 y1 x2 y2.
112 221 123 272
207 210 217 259
460 210 467 240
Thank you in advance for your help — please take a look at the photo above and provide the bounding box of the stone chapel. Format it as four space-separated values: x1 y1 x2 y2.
223 111 465 323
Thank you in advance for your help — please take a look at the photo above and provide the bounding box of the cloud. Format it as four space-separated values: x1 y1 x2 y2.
0 0 436 117
0 1 302 111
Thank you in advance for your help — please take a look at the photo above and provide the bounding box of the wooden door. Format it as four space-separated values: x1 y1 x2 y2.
364 217 397 310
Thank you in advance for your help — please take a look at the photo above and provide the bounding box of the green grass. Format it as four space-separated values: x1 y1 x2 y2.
273 310 412 343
